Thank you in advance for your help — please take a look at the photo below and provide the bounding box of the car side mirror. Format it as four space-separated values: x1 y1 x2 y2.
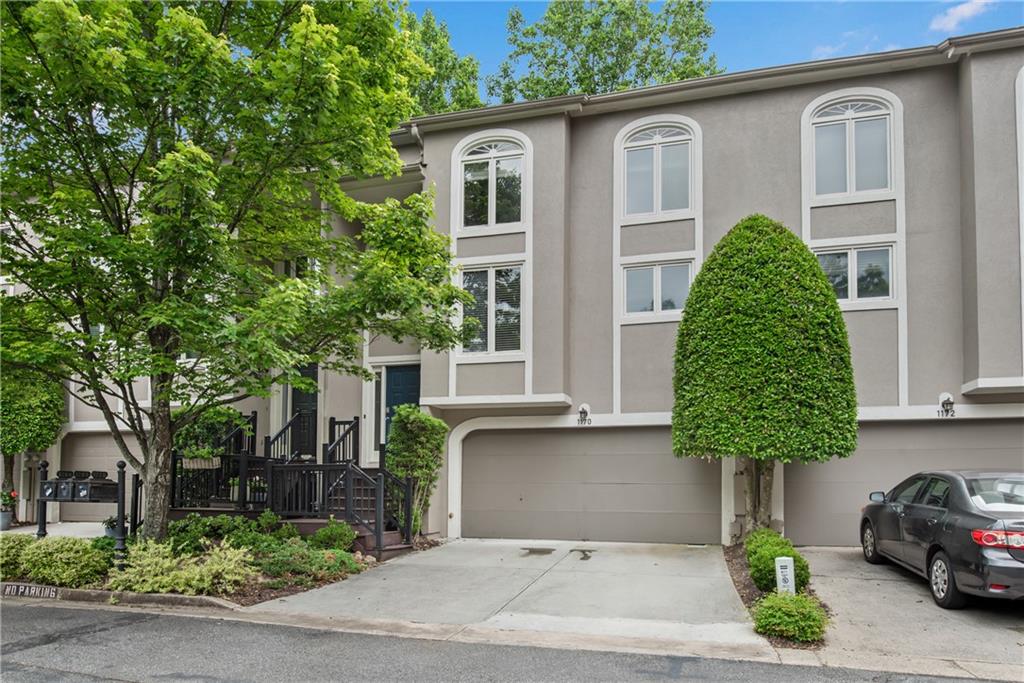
869 491 886 503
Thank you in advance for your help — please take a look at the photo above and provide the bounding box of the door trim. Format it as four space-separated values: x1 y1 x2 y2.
361 356 422 467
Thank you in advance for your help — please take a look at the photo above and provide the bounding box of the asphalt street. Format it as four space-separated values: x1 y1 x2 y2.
0 603 981 683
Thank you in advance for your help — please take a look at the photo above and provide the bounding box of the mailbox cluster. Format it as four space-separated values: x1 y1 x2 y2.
39 470 118 503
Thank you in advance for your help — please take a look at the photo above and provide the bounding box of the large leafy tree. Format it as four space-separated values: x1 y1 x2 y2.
1 0 470 539
403 9 482 115
0 370 65 503
486 0 721 103
672 215 858 539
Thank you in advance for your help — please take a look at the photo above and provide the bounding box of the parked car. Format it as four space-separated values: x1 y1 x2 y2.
860 470 1024 608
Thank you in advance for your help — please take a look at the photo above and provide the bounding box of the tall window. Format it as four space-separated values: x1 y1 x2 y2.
461 265 522 353
816 246 892 302
812 99 891 197
461 140 524 228
623 126 692 218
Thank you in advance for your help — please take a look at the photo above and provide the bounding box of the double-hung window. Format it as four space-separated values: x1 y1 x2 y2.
461 140 524 229
623 126 692 220
461 265 522 354
816 246 893 302
623 262 691 319
812 100 892 199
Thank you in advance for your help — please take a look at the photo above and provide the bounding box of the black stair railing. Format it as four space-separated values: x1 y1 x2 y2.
264 412 307 461
323 416 359 463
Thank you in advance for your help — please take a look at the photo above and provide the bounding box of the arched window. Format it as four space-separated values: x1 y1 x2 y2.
459 138 524 229
622 125 693 218
811 97 892 197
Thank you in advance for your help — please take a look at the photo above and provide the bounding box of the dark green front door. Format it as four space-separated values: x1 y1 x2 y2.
384 365 420 444
290 363 318 457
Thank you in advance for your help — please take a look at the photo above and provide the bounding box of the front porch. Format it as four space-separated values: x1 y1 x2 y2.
170 412 415 558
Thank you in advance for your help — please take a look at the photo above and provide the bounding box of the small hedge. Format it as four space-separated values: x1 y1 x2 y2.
258 538 360 584
308 518 356 551
107 540 257 596
753 592 828 642
1 534 35 581
745 529 810 593
19 537 110 588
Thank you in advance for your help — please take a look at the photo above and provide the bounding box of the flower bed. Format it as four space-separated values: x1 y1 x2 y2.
0 511 372 606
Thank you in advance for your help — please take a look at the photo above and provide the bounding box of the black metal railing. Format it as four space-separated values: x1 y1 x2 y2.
170 452 271 510
323 416 359 463
264 411 317 461
222 411 258 456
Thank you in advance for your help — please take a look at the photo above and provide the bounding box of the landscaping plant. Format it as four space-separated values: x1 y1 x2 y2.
308 517 357 551
0 533 34 581
172 406 247 460
744 529 810 593
672 214 858 537
0 369 64 506
386 405 449 534
19 537 110 588
107 540 257 596
753 592 828 643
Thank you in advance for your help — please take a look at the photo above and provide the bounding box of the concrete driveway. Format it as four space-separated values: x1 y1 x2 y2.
802 547 1024 681
250 539 775 661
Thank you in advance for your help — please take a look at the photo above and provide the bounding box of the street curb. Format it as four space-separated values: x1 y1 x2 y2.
0 582 237 611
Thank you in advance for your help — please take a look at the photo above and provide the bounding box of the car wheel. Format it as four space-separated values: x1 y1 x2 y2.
929 551 966 609
861 522 885 564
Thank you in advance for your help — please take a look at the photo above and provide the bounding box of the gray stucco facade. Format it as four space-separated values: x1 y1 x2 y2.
43 29 1024 546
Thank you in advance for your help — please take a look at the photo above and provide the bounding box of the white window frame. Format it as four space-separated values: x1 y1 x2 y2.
457 261 526 361
620 125 695 225
453 133 530 238
621 258 694 325
814 242 897 310
809 97 894 206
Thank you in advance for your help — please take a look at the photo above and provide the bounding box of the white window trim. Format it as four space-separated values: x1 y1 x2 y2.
451 130 532 239
801 86 908 406
620 127 696 225
621 260 694 325
809 97 894 205
454 258 527 363
814 243 897 311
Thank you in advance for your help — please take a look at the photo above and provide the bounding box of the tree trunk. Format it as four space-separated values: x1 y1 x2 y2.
756 459 775 529
741 455 758 536
142 379 174 540
2 451 16 522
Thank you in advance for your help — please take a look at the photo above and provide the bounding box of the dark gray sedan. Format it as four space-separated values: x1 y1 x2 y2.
860 470 1024 608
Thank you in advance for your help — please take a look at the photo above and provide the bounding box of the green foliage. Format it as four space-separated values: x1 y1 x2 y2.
172 406 246 459
403 9 482 115
0 369 64 494
258 538 360 583
744 529 811 593
0 533 34 581
387 404 449 534
753 592 828 643
308 518 357 551
167 513 253 555
487 0 720 103
256 510 282 533
90 536 117 566
1 0 471 540
107 540 257 596
20 536 109 587
673 215 858 464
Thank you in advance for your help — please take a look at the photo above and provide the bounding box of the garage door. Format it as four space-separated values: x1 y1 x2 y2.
785 419 1024 546
462 427 720 543
60 433 138 522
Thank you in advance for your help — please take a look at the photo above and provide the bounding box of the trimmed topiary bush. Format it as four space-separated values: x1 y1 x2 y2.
20 537 110 587
672 214 858 531
308 518 356 551
1 533 35 580
753 592 828 642
387 404 449 534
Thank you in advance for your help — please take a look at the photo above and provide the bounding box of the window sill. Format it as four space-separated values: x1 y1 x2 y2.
620 211 694 227
621 313 682 326
454 353 526 365
809 190 895 208
455 224 527 239
837 299 898 312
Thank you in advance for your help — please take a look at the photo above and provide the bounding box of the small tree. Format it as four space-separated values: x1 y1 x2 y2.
403 9 483 116
0 369 65 511
386 404 448 535
672 215 858 539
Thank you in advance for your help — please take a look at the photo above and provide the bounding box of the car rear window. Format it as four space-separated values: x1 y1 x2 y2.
966 477 1024 512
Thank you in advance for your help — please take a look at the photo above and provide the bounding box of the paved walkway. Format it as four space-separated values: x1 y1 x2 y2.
250 538 775 662
3 522 103 539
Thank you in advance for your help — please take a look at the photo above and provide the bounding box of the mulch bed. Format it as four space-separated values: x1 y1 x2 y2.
722 543 829 651
229 577 341 607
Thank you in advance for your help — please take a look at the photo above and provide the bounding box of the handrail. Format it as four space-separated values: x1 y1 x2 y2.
220 411 258 455
264 411 309 461
323 416 359 463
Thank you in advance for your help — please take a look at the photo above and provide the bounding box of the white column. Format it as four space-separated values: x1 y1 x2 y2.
721 458 736 545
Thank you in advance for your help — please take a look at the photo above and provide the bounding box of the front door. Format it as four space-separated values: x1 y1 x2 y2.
290 363 318 457
383 365 420 446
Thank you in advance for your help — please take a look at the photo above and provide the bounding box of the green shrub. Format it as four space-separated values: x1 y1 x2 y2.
387 404 448 534
743 528 782 555
1 534 35 581
173 406 247 460
273 522 299 540
308 518 356 551
753 592 828 642
20 537 109 587
107 540 257 596
168 513 254 555
259 538 360 583
256 510 281 533
90 536 117 565
223 528 287 556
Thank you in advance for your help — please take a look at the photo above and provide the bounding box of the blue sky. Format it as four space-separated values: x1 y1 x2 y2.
410 1 1023 100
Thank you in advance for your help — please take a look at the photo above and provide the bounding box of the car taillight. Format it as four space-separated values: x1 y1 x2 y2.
971 529 1024 549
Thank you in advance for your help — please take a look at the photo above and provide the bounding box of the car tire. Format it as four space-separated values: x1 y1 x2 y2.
929 551 967 609
861 522 885 564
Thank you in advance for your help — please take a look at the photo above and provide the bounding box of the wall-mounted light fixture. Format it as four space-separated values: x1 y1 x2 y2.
577 403 592 426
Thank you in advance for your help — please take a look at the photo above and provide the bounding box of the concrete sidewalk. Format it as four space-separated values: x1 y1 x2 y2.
249 538 775 662
3 522 103 539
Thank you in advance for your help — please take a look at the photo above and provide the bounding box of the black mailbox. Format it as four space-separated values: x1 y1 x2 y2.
73 480 117 503
39 479 57 501
56 479 75 501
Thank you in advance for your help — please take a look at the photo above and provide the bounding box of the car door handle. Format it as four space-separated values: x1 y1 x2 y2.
926 518 938 525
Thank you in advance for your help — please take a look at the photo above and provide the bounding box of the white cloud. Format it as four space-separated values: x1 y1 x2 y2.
811 30 882 61
929 0 994 33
